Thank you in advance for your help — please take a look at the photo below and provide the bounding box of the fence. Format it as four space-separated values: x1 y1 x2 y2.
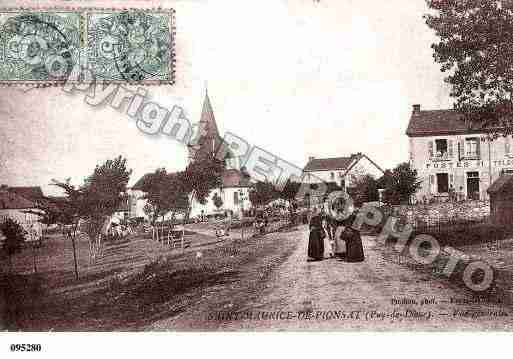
411 216 490 236
229 214 299 239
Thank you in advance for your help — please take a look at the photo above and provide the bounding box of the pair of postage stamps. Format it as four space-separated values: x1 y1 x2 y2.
0 8 175 85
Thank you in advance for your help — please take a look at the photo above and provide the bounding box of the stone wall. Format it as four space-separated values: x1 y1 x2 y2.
391 200 490 225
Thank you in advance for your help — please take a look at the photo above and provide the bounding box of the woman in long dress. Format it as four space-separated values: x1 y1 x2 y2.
327 211 364 262
307 209 325 261
341 214 365 262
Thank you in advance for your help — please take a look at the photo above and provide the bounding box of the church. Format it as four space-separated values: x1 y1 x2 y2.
129 91 253 221
186 90 253 218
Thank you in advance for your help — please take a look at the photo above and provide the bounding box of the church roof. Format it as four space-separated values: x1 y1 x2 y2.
199 90 220 139
190 90 225 161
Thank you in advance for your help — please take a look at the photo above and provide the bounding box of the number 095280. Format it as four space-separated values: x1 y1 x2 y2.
10 344 42 352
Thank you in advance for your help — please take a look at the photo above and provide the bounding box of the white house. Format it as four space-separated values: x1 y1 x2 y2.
300 153 384 206
303 153 384 189
0 188 44 242
189 169 252 218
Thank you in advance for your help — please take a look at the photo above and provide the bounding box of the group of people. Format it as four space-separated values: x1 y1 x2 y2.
307 206 365 262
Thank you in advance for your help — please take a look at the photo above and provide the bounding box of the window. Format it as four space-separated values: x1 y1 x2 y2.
436 173 449 193
435 139 448 157
330 172 335 181
233 191 239 205
465 138 480 158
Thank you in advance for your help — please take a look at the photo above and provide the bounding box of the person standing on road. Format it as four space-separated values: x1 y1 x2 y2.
307 207 325 261
339 213 365 262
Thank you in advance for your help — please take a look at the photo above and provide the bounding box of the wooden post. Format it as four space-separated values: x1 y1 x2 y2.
70 226 79 280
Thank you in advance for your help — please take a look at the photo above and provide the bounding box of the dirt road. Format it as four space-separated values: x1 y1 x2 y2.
164 227 513 330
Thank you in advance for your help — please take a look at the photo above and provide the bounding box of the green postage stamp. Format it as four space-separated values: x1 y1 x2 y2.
0 8 175 85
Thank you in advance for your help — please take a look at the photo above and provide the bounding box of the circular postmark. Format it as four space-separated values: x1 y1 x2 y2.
1 12 79 81
88 10 170 82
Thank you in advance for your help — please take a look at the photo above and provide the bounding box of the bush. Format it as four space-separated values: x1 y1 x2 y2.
1 218 26 257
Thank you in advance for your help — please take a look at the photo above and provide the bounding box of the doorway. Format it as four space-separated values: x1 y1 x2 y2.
467 172 480 200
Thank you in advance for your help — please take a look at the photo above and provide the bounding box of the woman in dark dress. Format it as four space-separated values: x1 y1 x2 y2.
341 226 365 262
339 212 365 262
307 209 325 261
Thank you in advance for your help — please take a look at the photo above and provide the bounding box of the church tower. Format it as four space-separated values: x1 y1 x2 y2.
187 89 224 163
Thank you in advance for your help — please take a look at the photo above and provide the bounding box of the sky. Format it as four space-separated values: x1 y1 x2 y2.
0 0 454 196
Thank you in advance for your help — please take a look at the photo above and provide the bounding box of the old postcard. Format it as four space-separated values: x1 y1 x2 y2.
2 0 513 348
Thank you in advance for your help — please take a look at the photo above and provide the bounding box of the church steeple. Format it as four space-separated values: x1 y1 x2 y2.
188 88 223 162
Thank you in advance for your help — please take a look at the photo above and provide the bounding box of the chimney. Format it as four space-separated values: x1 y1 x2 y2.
412 104 421 113
308 156 315 162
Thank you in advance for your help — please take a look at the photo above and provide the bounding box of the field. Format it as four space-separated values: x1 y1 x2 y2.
0 225 300 330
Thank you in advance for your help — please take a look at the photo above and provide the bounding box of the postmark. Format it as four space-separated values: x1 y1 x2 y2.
0 8 175 85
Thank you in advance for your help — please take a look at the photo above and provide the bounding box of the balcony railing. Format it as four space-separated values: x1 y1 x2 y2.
430 152 452 162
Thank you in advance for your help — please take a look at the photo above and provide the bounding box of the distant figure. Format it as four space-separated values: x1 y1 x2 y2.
448 185 456 202
224 210 232 236
457 186 465 202
307 208 325 261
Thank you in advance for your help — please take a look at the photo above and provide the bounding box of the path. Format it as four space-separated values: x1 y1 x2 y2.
211 227 513 330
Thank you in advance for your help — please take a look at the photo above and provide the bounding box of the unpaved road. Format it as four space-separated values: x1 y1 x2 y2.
161 227 513 330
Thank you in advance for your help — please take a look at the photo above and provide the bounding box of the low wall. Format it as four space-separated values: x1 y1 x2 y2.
391 200 490 224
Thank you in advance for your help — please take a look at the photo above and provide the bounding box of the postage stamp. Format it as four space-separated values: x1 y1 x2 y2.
0 8 175 85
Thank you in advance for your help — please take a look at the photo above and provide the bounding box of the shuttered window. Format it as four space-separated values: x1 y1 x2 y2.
465 137 480 158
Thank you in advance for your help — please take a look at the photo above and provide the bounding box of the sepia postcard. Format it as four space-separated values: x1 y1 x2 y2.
2 0 513 352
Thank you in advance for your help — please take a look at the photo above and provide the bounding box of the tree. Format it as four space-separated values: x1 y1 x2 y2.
52 156 132 266
0 218 26 273
352 175 379 207
425 0 513 134
140 169 188 226
212 192 223 210
143 202 155 223
249 181 278 208
278 180 302 204
181 154 224 220
379 163 422 205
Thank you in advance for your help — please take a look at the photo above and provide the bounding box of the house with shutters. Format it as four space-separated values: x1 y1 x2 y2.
406 104 513 202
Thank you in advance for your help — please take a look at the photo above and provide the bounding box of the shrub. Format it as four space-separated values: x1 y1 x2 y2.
1 218 26 257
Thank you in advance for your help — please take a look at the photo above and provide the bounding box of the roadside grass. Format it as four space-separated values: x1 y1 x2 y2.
2 228 301 331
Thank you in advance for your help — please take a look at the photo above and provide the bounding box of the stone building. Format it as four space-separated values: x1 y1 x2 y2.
406 104 513 202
